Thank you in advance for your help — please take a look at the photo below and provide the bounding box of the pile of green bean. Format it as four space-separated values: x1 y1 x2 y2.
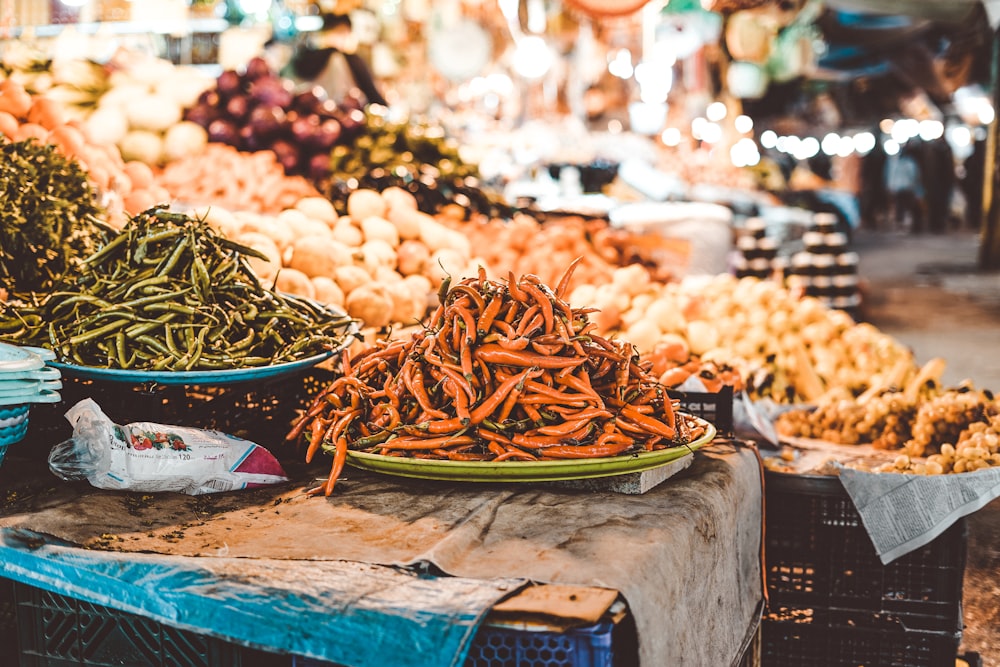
0 207 359 371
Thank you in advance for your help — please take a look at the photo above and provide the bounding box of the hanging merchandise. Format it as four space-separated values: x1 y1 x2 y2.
562 0 648 19
724 9 781 64
726 60 769 99
766 0 823 83
659 0 723 61
428 16 492 82
703 0 769 12
767 21 820 83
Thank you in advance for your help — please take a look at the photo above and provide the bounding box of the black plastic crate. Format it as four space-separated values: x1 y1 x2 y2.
764 471 967 623
1 578 18 665
667 385 734 436
25 368 337 451
762 604 962 667
12 582 287 667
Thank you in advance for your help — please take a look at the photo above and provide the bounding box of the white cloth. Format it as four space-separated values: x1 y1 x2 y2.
315 50 355 105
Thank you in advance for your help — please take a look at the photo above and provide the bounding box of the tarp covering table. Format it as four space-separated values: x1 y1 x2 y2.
0 530 521 667
0 444 762 666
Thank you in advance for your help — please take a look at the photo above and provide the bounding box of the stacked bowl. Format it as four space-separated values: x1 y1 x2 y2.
0 343 61 466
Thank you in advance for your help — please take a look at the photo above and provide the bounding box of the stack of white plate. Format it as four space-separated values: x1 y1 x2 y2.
0 343 61 462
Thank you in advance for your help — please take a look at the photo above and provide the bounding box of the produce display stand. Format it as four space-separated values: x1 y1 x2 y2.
0 379 764 667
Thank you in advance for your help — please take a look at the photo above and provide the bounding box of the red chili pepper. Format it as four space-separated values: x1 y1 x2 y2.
620 405 676 439
383 434 475 450
494 446 538 461
520 282 554 334
474 344 588 369
477 293 503 336
538 439 634 459
447 284 486 313
469 367 541 424
507 271 528 302
554 257 582 300
402 363 448 420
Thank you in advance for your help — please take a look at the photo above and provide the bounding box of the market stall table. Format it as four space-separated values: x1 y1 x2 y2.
0 438 762 667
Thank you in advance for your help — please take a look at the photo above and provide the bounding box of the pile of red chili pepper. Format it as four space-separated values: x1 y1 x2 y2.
288 260 707 495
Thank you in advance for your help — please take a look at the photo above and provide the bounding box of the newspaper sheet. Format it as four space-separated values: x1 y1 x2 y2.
769 436 1000 563
837 464 1000 564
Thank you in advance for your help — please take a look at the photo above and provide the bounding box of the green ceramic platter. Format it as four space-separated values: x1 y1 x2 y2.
345 419 716 483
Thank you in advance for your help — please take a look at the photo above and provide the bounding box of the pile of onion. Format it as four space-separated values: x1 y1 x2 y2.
183 56 367 181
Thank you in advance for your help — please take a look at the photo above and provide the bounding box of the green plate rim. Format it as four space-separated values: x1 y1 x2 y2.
344 419 716 482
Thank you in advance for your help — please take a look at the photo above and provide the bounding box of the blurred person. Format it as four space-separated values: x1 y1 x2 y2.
289 13 387 108
884 144 925 233
961 135 986 230
918 135 956 234
858 132 888 230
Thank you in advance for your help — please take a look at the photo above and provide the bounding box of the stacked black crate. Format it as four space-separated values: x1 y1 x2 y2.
733 217 778 280
784 213 861 318
762 472 968 667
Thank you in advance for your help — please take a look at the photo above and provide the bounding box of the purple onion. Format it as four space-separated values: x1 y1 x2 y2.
293 87 326 113
308 152 331 181
207 118 239 145
290 114 321 144
247 104 286 139
225 94 250 121
215 70 242 99
312 118 342 151
244 56 272 82
249 78 293 109
184 103 219 128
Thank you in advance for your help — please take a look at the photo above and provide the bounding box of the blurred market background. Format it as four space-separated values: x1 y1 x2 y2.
2 0 998 265
3 0 1000 664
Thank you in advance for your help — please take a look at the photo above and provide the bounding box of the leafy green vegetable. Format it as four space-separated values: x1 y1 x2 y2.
0 139 110 293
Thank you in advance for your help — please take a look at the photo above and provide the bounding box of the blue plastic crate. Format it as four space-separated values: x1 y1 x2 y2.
463 620 614 667
291 620 615 667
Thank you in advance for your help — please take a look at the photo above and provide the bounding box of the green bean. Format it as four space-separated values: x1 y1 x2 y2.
155 234 191 277
164 324 182 359
135 335 171 357
184 328 208 370
258 310 311 326
0 208 358 369
216 237 270 262
191 252 211 301
80 232 130 267
67 318 129 346
136 226 184 246
0 319 26 334
122 275 171 299
152 355 173 371
125 320 163 339
47 293 112 315
114 332 128 369
118 288 192 311
229 329 255 352
144 302 201 317
241 302 259 321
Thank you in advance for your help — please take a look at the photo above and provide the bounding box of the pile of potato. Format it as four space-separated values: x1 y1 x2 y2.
192 188 483 329
0 78 170 226
569 269 916 403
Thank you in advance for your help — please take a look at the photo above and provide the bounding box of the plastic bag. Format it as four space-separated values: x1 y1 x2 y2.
48 398 288 495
